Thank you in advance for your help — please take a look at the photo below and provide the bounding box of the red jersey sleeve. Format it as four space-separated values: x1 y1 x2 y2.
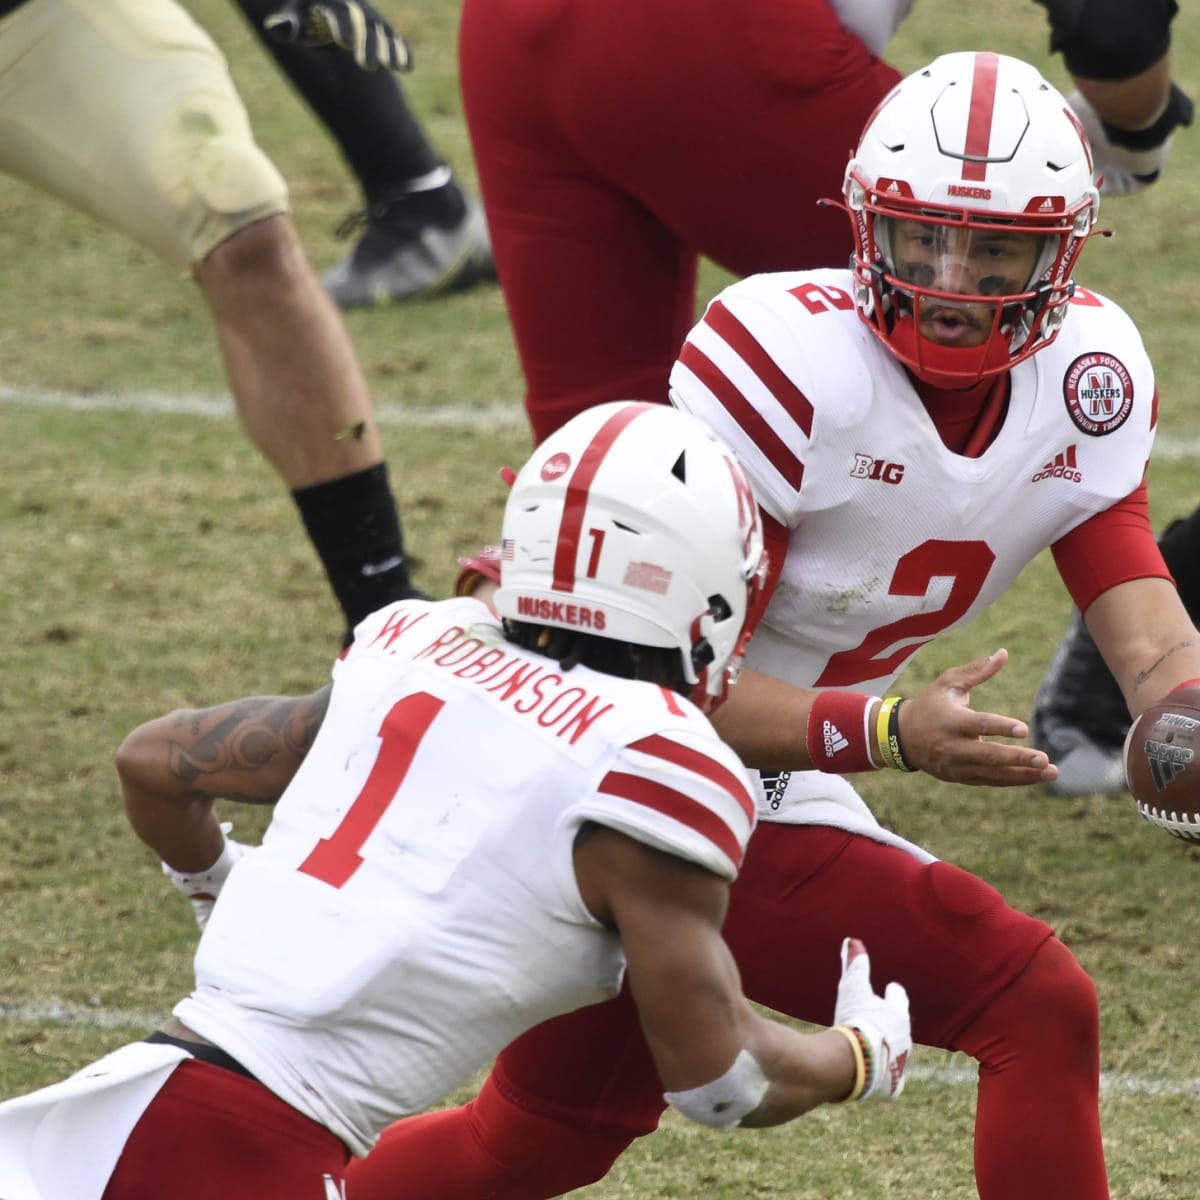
1051 481 1173 613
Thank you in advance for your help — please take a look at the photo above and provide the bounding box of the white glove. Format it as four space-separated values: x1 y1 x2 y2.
833 936 911 1101
162 823 251 932
1067 86 1193 197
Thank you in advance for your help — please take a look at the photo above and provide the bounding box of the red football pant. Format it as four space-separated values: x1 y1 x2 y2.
459 0 902 443
105 1059 349 1199
347 826 1108 1199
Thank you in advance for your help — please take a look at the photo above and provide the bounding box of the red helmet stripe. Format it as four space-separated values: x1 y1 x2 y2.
552 403 651 592
961 52 1000 182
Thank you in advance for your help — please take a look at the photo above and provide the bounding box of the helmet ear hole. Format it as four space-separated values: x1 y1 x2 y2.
691 638 715 672
690 594 732 672
708 594 733 621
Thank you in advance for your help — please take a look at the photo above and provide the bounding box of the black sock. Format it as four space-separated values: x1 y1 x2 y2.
363 180 469 230
292 463 425 635
233 0 442 195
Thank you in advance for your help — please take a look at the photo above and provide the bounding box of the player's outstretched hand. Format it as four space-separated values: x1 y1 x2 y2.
1067 85 1194 197
161 823 253 932
263 0 413 73
833 937 911 1101
897 649 1059 787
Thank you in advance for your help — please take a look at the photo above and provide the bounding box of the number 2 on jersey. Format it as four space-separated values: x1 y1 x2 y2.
298 691 444 888
814 540 995 686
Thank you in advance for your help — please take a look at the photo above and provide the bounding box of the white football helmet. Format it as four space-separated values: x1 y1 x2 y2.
494 401 767 708
841 51 1100 387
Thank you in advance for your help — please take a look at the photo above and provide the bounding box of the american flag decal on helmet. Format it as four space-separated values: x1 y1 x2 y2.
501 539 515 561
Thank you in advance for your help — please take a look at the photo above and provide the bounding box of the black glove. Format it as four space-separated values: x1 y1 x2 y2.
263 0 412 72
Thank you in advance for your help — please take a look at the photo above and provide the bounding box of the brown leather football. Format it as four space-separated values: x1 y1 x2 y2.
1124 686 1200 841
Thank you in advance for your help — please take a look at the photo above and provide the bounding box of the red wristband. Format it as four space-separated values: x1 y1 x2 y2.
1170 678 1200 694
807 691 880 773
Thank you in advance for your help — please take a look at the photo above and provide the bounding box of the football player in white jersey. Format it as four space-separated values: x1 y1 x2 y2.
351 54 1200 1200
0 402 912 1200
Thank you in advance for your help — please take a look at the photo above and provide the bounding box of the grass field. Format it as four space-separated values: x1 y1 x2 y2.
3 1 1200 1196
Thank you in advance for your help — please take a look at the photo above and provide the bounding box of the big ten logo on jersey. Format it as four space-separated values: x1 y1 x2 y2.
788 281 854 315
851 454 905 485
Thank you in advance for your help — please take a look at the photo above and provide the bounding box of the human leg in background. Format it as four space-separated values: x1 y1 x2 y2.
347 825 1109 1200
0 0 423 636
459 0 900 442
234 0 495 307
193 214 424 631
1032 505 1200 796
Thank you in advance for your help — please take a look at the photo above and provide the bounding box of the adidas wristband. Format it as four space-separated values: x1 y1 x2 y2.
807 691 881 773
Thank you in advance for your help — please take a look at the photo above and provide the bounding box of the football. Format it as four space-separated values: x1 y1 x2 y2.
1124 686 1200 841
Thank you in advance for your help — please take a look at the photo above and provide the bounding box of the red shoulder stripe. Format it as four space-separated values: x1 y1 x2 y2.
705 300 814 438
677 340 804 492
598 770 745 868
628 734 756 823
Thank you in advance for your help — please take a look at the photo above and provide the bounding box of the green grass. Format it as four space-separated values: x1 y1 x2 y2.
3 0 1200 1195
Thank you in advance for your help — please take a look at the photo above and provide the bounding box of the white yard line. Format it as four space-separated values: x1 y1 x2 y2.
0 382 527 429
2 381 1198 457
2 998 1198 1099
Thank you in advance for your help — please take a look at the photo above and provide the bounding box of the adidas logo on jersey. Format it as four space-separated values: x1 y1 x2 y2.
760 769 792 812
822 720 849 757
1031 445 1082 484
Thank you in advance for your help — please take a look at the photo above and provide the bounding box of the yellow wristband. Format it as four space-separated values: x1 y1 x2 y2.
875 697 900 770
832 1024 867 1102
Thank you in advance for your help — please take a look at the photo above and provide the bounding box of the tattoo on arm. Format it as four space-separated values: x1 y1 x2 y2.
1135 641 1196 688
165 686 332 803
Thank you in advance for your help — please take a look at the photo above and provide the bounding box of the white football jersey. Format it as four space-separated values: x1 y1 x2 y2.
670 268 1156 826
174 598 756 1156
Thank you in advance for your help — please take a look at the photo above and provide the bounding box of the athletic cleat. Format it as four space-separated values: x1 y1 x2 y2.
1031 611 1130 796
322 193 496 308
1039 733 1127 798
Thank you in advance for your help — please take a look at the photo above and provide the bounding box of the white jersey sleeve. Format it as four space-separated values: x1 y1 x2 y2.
670 270 880 526
573 725 756 882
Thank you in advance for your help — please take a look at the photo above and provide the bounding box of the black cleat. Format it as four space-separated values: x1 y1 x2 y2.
323 193 496 308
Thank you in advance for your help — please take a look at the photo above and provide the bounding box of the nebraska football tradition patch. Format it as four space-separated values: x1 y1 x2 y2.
1063 353 1134 436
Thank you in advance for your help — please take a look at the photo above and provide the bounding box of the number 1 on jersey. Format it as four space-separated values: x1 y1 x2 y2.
298 691 444 888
